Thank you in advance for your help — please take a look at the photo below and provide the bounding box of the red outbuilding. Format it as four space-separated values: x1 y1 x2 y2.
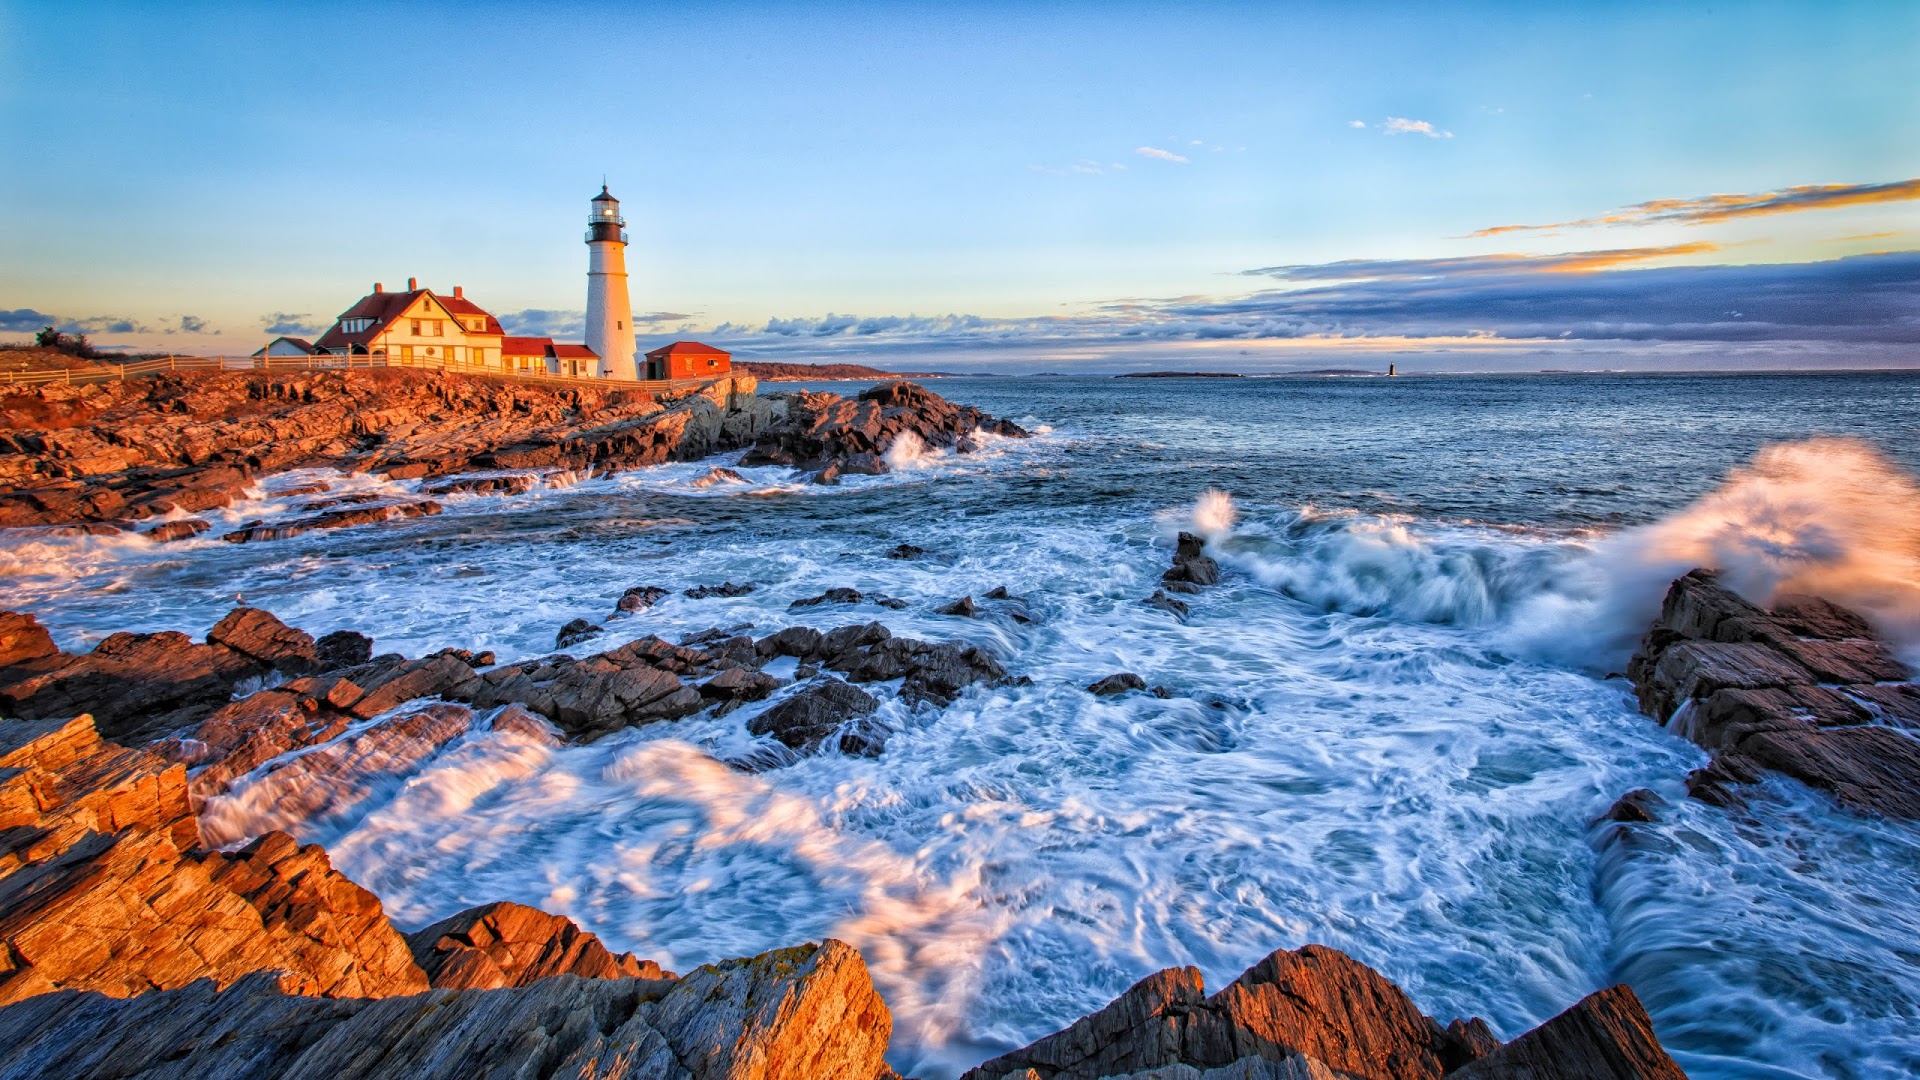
644 341 732 381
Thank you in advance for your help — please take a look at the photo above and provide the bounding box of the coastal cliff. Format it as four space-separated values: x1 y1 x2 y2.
0 371 1026 533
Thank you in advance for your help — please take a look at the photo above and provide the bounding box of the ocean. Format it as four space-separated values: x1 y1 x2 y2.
6 369 1920 1078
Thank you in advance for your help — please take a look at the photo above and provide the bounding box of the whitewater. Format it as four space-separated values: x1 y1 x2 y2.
5 370 1920 1079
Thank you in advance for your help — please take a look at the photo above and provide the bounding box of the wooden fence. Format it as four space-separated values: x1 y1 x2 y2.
1 352 713 394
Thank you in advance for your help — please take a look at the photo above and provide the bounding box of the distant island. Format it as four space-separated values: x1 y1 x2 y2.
735 360 960 381
1116 371 1244 379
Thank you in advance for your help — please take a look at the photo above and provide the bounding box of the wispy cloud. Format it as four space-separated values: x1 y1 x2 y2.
174 315 217 335
1134 146 1190 164
1382 117 1452 138
260 312 323 335
634 311 693 324
1468 177 1920 236
1348 120 1368 129
1244 242 1720 282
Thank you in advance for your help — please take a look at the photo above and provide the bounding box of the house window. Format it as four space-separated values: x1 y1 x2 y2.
430 320 443 336
411 320 421 335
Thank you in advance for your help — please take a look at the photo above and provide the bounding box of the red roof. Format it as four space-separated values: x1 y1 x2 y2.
312 288 503 351
500 335 555 356
644 340 730 359
550 344 599 359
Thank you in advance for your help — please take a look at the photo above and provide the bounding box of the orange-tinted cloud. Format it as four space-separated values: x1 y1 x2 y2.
1244 241 1719 282
1467 178 1920 237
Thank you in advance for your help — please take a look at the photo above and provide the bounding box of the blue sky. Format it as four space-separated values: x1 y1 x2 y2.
1 0 1915 370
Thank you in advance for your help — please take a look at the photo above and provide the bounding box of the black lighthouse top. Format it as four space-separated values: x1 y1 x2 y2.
586 185 627 244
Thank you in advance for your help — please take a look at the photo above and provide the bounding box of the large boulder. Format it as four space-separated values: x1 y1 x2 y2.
407 901 672 990
962 945 1680 1080
1627 569 1920 816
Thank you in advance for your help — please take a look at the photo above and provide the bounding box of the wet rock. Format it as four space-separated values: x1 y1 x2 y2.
1600 788 1665 824
812 462 843 485
685 581 756 599
422 473 536 497
143 518 210 542
982 585 1035 623
468 644 706 742
740 380 1026 482
691 465 747 487
756 625 826 660
220 499 443 543
747 677 881 753
1165 531 1222 587
0 611 58 667
206 606 318 675
940 595 978 617
1145 590 1191 618
407 901 671 990
1164 580 1204 595
1448 986 1686 1080
0 621 268 744
873 594 910 610
964 944 1682 1080
700 666 782 703
0 937 892 1080
556 617 604 648
615 585 672 614
887 543 930 560
791 586 865 608
314 629 374 670
899 642 1006 707
1089 672 1149 696
1628 569 1920 817
0 715 428 1005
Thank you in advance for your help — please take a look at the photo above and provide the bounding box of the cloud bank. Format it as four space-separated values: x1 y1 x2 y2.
1470 177 1920 236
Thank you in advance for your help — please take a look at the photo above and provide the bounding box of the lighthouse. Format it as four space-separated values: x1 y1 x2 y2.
583 185 638 380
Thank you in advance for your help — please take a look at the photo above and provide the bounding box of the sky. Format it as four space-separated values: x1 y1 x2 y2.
1 0 1916 371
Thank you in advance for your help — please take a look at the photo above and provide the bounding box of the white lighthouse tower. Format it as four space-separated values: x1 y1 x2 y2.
583 184 638 380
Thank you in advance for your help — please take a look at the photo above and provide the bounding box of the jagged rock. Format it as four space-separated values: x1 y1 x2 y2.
982 586 1035 623
1448 986 1686 1080
1600 788 1665 824
1165 532 1222 587
221 499 443 543
0 612 57 667
701 666 782 703
964 945 1680 1080
315 629 374 670
0 371 772 529
886 543 930 560
196 703 476 846
791 587 865 608
1089 673 1149 696
686 582 756 599
616 585 673 615
940 596 978 617
0 938 891 1080
1628 569 1920 817
468 640 711 742
692 465 747 487
407 901 671 990
556 618 604 648
740 380 1026 481
747 678 881 753
756 625 826 660
142 518 210 542
0 715 428 1006
207 606 319 674
422 473 536 497
0 616 270 744
1146 590 1191 618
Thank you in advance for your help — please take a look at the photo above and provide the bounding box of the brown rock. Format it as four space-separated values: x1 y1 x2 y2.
0 612 58 668
406 900 672 990
206 606 319 674
1449 985 1685 1080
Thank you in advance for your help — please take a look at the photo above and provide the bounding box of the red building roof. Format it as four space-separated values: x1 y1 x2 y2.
644 340 730 359
550 344 599 359
500 335 555 356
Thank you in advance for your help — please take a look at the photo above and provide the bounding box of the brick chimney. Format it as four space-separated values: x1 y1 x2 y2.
408 277 418 291
454 285 464 299
373 282 384 293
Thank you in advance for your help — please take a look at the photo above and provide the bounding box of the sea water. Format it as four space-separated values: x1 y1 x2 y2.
6 370 1920 1078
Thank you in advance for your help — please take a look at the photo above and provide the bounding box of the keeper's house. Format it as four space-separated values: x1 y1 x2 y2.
310 278 602 376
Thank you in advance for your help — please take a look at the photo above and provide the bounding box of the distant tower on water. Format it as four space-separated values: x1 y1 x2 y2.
584 184 638 380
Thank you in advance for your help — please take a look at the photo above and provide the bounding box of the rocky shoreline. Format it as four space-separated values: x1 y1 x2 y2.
0 565 1730 1077
0 370 1026 533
